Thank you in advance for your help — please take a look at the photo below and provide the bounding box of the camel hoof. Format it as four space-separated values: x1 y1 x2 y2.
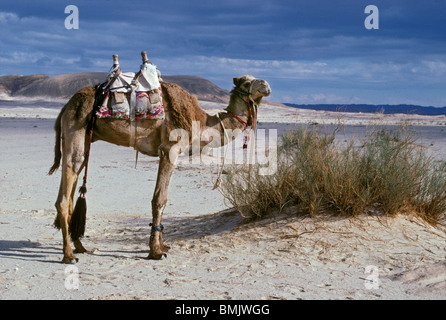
147 252 167 260
161 244 171 252
74 248 88 254
62 256 79 264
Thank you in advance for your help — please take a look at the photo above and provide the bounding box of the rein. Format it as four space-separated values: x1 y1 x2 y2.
79 115 95 197
78 86 105 197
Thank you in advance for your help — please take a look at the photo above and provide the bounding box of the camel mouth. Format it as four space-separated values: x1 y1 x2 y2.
260 85 272 97
257 81 271 97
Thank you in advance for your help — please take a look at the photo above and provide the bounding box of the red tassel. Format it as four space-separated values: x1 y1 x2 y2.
243 133 249 149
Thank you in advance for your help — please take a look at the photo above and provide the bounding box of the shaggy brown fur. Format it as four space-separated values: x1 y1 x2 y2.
161 82 207 132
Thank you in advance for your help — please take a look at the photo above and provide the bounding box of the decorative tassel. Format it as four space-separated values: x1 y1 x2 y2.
78 182 87 195
52 182 87 233
69 184 87 241
243 131 250 149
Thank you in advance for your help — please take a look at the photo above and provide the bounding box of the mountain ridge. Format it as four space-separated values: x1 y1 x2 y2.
284 103 446 116
0 72 230 103
2 73 442 115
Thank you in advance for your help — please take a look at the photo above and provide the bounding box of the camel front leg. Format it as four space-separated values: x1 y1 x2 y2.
148 144 178 260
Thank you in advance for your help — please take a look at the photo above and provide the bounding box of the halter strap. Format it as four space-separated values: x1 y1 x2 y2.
226 93 255 129
227 109 249 129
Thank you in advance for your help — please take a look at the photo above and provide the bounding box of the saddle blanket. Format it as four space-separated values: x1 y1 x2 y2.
96 88 165 120
96 61 164 120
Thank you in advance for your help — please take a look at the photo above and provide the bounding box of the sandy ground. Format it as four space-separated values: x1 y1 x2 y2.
0 101 445 300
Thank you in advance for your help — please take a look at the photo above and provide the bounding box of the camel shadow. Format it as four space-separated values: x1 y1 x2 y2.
164 208 244 241
95 208 243 247
0 240 61 264
0 209 244 263
68 208 246 260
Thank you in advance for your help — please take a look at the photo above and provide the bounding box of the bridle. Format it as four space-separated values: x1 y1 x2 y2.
228 84 257 129
213 81 259 189
228 82 259 150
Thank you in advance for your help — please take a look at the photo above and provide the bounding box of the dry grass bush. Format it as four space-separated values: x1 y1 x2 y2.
219 125 446 225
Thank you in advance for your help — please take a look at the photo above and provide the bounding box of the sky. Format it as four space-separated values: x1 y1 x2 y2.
0 0 445 106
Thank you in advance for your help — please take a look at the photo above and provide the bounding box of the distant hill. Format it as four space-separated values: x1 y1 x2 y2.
0 72 230 103
163 75 229 103
0 74 49 96
9 73 107 99
284 103 446 116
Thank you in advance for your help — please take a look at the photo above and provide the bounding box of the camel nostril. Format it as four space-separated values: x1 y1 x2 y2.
263 87 271 96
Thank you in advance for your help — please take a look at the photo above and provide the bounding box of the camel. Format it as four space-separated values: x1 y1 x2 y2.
48 63 271 263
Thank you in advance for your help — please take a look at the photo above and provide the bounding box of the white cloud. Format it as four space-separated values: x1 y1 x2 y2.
0 12 19 23
421 60 446 77
156 55 446 84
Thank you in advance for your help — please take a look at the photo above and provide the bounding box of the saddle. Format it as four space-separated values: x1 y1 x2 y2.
96 51 165 120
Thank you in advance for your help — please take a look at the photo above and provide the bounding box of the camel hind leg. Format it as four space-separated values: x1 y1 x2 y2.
50 86 97 263
67 174 89 254
55 128 89 263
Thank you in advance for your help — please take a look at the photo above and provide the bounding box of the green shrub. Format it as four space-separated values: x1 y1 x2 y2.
219 125 446 224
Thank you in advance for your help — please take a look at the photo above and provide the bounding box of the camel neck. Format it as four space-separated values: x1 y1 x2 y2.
225 94 254 126
202 93 255 146
218 110 249 132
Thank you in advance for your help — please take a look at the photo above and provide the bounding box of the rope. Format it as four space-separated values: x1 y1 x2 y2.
213 112 230 190
79 115 95 197
247 95 257 183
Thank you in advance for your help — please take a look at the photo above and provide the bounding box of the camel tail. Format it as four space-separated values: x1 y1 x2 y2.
48 109 63 175
53 195 87 240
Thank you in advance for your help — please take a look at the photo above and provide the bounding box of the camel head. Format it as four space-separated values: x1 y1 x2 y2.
226 75 271 126
232 75 271 103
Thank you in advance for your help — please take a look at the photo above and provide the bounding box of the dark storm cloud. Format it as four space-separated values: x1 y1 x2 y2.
0 0 445 105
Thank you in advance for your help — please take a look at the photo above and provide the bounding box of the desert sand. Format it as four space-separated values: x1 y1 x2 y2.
0 100 445 300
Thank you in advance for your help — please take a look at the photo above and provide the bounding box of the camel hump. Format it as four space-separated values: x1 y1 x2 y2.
161 81 194 102
76 85 96 96
161 81 207 130
161 81 184 91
